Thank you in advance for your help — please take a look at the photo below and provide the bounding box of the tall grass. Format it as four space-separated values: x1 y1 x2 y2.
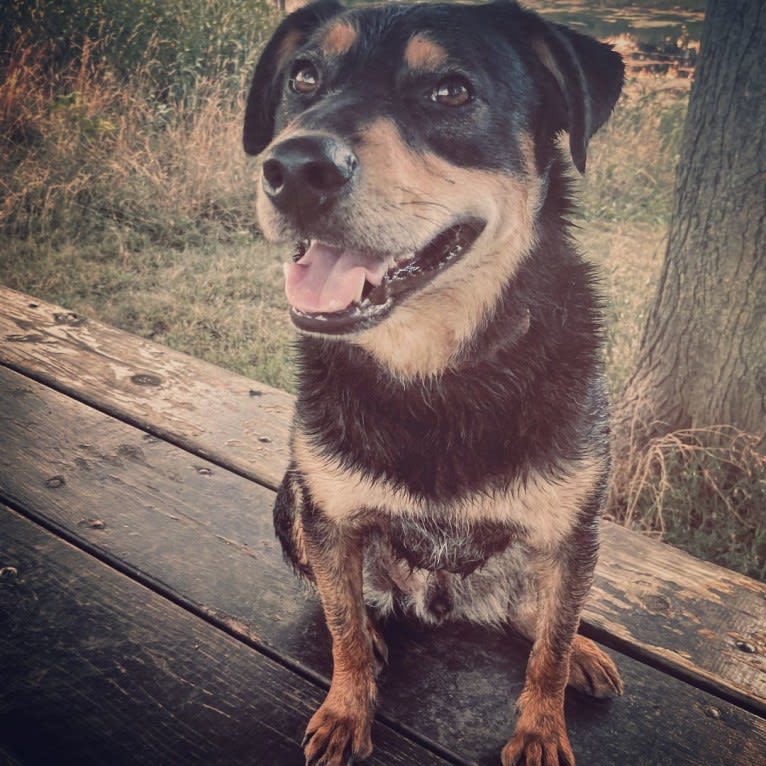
1 3 275 248
580 83 688 225
1 2 762 580
1 0 274 96
609 425 766 580
1 0 296 387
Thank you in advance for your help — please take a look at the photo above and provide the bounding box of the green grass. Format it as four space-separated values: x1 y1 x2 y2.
1 3 763 581
580 84 688 225
2 236 297 390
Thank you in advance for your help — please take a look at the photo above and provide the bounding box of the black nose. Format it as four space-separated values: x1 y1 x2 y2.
262 134 357 217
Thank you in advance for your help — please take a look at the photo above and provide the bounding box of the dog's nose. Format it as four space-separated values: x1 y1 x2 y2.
262 134 357 215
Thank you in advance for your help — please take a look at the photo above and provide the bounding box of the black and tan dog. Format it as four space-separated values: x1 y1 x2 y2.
244 2 625 764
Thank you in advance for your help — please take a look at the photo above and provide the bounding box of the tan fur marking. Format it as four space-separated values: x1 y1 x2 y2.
569 635 624 698
502 591 575 765
301 531 377 764
322 21 358 56
293 430 603 548
404 34 449 70
349 119 542 380
290 489 311 572
258 117 543 379
285 0 310 12
501 684 573 766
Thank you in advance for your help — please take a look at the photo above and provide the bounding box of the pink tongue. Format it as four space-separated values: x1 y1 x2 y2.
284 242 389 314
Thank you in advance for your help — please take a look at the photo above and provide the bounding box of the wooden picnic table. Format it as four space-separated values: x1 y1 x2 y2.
0 284 764 766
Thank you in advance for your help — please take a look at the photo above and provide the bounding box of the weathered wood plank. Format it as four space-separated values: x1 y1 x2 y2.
589 523 766 713
0 286 292 487
1 367 764 766
1 284 765 715
0 507 457 766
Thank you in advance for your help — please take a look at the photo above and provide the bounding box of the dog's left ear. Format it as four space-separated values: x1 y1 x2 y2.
243 0 345 155
525 16 624 173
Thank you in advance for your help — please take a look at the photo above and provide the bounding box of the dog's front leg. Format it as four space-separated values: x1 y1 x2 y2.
502 536 596 766
301 509 377 766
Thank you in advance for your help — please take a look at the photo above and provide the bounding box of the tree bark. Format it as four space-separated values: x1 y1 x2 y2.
613 0 766 464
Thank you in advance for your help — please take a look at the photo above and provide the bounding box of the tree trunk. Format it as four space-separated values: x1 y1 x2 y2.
613 0 766 466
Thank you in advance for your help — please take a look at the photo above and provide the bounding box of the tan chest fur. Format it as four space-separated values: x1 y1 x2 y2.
292 430 604 550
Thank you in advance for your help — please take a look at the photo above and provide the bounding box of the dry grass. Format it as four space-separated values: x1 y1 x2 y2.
1 35 261 249
579 80 688 224
577 221 665 398
609 425 766 580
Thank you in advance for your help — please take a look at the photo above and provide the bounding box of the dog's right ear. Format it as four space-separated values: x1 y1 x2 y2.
243 0 344 156
529 21 624 173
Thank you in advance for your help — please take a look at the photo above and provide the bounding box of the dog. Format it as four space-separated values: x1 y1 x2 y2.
244 2 625 764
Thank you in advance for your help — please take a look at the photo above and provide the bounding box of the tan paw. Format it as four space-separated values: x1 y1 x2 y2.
568 635 624 699
303 697 373 766
501 716 575 766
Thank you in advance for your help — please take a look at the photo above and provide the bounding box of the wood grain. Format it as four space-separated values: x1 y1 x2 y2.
0 507 456 766
0 286 292 488
589 523 766 714
1 285 764 715
1 368 765 766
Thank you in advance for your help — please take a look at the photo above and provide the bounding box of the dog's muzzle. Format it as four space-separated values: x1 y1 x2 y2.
262 132 485 336
262 134 358 221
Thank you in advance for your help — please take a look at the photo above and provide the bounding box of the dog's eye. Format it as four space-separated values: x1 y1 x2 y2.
430 76 472 107
289 62 319 95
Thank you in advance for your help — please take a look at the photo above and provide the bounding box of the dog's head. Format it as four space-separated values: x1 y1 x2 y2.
244 1 622 377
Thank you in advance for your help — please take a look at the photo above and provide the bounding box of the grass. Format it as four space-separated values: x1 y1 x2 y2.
1 1 295 389
609 425 766 580
1 5 763 581
580 83 688 226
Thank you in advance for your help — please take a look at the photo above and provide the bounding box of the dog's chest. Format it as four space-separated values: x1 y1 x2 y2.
376 513 520 576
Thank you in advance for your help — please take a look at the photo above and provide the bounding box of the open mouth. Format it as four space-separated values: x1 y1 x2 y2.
284 218 485 334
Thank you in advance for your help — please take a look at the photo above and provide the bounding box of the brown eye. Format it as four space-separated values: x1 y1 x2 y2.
289 62 319 95
430 76 472 107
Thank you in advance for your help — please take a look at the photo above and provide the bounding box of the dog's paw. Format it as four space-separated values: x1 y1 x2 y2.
303 699 373 766
500 722 575 766
501 697 574 766
568 635 624 699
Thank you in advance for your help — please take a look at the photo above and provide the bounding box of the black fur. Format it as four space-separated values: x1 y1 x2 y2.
247 4 624 764
244 2 624 173
295 160 608 500
243 0 345 155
